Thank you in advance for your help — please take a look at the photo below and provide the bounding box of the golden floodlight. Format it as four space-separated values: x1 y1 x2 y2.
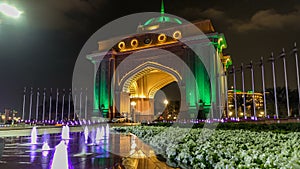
173 30 182 40
163 99 169 105
158 34 167 43
130 101 136 106
118 41 126 50
131 39 139 48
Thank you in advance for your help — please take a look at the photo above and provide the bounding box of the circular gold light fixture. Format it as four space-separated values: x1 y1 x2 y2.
173 30 182 40
158 34 167 43
131 39 139 48
118 41 126 50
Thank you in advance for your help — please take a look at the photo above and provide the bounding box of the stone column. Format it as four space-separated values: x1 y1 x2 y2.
179 82 189 120
108 56 116 119
92 60 100 118
149 98 155 121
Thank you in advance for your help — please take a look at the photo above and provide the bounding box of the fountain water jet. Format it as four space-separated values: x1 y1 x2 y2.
73 135 93 157
95 127 102 145
96 127 101 140
90 127 96 145
84 126 89 143
31 126 37 144
105 124 110 136
61 126 70 140
42 142 50 151
51 141 69 169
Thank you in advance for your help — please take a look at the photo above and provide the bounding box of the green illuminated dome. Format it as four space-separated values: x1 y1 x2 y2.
143 16 182 27
137 0 183 32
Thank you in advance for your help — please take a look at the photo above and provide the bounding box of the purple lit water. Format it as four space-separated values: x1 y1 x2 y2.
0 131 124 169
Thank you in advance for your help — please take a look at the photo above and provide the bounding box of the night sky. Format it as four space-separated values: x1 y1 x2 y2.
1 0 300 112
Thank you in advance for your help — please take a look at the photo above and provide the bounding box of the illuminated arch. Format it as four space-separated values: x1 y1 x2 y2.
148 75 175 98
119 61 182 93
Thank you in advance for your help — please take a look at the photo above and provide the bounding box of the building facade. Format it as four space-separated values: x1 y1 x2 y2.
87 12 231 121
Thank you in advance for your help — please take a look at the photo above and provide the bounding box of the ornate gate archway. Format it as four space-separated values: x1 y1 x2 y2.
86 15 229 120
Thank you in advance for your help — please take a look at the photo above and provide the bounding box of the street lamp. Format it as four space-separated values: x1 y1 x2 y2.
163 99 169 120
163 99 168 106
0 3 22 19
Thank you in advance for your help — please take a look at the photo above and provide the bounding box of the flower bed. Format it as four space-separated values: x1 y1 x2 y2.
144 122 300 133
113 126 300 168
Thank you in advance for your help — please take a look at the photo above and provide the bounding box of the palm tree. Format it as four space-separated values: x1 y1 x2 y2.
288 89 299 117
266 87 292 118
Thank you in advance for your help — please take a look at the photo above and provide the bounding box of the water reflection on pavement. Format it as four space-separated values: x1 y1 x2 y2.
0 127 176 169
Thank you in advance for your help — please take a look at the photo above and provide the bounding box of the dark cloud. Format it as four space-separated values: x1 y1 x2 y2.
178 7 234 33
179 3 300 33
17 0 106 30
201 8 226 19
179 8 228 22
232 7 300 32
200 8 236 29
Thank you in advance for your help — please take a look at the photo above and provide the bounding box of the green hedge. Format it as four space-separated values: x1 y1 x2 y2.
142 122 300 133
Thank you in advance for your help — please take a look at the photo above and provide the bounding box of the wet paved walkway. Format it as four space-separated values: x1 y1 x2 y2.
0 126 176 169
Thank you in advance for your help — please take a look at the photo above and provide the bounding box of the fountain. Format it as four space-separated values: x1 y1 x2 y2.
84 126 89 143
95 127 102 145
31 126 37 144
101 126 105 135
42 142 50 151
30 144 37 163
73 134 93 157
105 124 110 136
61 125 70 140
51 141 69 169
95 127 101 140
90 127 96 145
101 127 105 136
